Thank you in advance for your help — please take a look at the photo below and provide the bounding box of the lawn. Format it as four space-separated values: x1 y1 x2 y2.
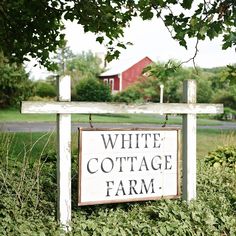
0 108 223 126
4 129 236 160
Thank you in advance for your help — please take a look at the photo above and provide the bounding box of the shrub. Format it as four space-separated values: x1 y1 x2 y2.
75 78 112 102
205 145 236 170
113 86 143 103
214 107 236 120
35 81 57 98
212 90 236 110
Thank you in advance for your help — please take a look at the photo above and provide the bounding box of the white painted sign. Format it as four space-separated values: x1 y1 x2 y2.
78 128 180 205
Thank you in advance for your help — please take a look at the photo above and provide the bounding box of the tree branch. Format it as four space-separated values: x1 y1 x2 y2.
179 39 199 72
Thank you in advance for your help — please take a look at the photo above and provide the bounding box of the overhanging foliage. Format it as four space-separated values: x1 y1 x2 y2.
0 1 235 69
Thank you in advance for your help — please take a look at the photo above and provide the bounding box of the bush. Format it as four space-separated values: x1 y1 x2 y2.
113 86 143 103
214 107 236 120
35 81 57 98
75 78 111 102
212 90 236 110
205 145 236 170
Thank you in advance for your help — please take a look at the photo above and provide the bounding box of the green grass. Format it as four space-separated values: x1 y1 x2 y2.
6 132 57 159
0 108 56 122
6 131 78 160
0 108 223 126
2 129 235 160
197 129 236 158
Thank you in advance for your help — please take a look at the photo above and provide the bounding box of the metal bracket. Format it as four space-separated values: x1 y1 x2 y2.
89 113 94 128
162 114 169 127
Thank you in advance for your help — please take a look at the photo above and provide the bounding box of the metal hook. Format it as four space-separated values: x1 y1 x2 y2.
89 113 94 128
162 114 168 127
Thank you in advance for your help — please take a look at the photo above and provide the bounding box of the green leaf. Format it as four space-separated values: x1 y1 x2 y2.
96 36 104 44
181 0 193 9
178 38 187 48
213 162 221 169
117 42 126 49
140 7 154 20
164 14 174 26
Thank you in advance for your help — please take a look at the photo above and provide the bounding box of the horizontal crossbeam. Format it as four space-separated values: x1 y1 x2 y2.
21 101 223 114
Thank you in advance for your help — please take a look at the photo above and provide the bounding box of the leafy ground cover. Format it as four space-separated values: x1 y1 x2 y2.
0 130 236 235
0 108 223 126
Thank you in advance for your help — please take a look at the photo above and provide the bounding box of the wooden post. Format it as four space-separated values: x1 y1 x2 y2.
182 80 197 202
160 84 164 115
57 75 71 231
160 84 164 103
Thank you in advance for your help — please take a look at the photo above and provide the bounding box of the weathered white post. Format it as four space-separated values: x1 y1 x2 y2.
182 80 197 202
56 75 71 231
160 84 164 115
160 84 164 103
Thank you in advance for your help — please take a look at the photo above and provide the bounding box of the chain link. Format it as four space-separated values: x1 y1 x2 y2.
162 114 168 127
89 114 94 128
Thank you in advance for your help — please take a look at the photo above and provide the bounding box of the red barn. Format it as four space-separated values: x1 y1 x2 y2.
99 56 153 94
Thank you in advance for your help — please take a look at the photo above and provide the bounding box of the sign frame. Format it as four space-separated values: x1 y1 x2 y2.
78 127 181 206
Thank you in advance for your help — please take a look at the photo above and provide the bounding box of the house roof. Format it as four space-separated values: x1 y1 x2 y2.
100 56 153 77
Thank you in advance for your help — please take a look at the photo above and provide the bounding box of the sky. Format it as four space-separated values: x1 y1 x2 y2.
27 17 235 80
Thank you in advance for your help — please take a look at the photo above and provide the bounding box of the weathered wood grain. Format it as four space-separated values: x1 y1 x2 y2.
21 101 223 114
182 80 197 202
56 76 71 232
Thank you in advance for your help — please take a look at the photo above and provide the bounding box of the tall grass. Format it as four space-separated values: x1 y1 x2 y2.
0 131 60 234
197 130 236 158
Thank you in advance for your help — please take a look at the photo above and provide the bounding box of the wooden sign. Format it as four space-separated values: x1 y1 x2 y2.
78 128 181 206
22 77 223 231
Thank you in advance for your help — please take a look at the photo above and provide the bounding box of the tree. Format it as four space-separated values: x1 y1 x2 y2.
194 74 213 103
0 54 34 108
54 50 103 100
142 60 189 102
204 65 236 110
113 60 191 103
53 42 75 75
75 78 111 102
1 1 235 68
0 0 64 70
66 51 102 80
114 61 219 103
212 89 236 110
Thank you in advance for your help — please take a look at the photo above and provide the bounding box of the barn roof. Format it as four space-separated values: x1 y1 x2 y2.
100 56 153 77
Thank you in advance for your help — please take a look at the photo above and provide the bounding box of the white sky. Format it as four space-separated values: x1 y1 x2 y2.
27 17 235 80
